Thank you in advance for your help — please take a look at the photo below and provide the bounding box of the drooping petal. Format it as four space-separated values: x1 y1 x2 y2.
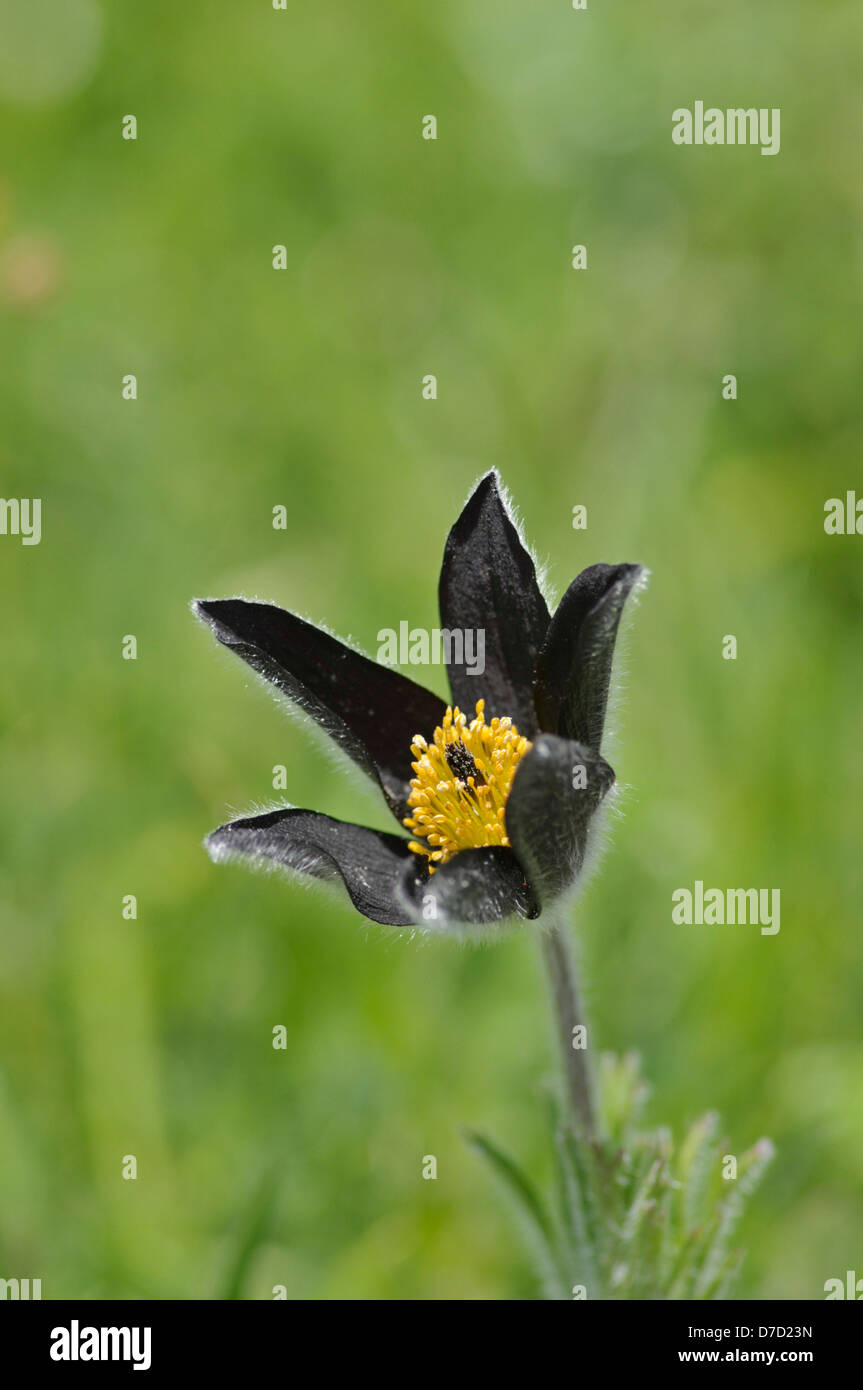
439 473 550 735
505 734 614 907
399 846 539 926
206 807 424 927
532 564 644 751
194 599 446 823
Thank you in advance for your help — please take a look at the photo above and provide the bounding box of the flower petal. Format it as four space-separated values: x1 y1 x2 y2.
505 734 614 906
438 473 550 735
206 807 424 927
532 564 644 751
399 846 539 926
194 599 446 822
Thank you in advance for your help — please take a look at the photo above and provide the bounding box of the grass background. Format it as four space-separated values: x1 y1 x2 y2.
0 0 861 1298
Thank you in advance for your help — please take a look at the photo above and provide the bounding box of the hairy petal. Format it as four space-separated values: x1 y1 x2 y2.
505 735 615 906
399 846 539 926
533 564 644 751
439 473 550 734
206 807 423 927
194 599 446 823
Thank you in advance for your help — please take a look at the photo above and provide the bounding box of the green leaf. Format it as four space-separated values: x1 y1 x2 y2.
678 1111 720 1231
694 1139 775 1298
554 1126 599 1293
219 1166 279 1301
464 1128 568 1299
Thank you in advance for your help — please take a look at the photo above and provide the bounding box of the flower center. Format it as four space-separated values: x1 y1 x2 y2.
403 699 532 870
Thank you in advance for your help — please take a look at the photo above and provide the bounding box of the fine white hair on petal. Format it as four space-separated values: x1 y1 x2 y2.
596 566 650 768
474 469 558 611
193 593 408 819
417 914 523 945
193 591 383 666
204 798 296 863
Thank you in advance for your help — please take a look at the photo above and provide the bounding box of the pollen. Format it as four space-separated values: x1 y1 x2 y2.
403 699 532 870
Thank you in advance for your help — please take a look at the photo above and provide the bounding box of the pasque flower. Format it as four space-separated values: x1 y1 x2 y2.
194 474 643 928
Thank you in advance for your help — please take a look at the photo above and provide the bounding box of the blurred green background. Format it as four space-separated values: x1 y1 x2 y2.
1 0 861 1299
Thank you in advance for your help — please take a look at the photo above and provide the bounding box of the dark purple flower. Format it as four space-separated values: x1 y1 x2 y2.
193 474 643 929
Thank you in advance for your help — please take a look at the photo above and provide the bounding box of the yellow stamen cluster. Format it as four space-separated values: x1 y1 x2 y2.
403 699 532 870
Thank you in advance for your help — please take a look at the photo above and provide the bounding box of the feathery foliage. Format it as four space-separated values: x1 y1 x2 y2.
467 1052 774 1301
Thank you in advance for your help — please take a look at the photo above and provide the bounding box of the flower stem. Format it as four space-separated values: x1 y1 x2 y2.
540 915 597 1141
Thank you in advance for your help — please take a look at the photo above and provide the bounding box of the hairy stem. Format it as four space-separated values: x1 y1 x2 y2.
541 916 597 1140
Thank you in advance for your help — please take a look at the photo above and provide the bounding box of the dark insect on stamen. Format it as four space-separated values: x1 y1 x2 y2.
445 741 486 786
